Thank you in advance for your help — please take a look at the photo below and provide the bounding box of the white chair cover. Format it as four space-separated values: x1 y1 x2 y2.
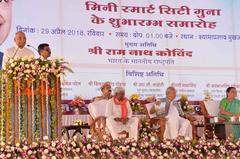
145 102 156 118
203 100 220 116
88 100 108 119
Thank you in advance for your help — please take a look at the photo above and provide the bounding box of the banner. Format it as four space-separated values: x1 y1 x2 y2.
1 0 240 100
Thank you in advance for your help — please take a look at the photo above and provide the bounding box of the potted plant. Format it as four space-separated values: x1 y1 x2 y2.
130 94 145 114
68 96 86 114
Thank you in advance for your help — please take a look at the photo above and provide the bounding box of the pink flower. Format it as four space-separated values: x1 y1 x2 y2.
69 96 85 107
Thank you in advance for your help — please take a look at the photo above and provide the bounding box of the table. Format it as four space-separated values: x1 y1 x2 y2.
62 124 91 139
192 115 205 138
62 114 91 126
205 122 240 140
62 114 92 138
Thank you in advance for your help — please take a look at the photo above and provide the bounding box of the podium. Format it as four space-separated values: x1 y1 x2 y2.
0 58 70 144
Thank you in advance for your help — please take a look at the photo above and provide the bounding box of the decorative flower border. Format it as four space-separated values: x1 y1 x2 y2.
0 120 239 159
3 57 72 81
0 58 72 144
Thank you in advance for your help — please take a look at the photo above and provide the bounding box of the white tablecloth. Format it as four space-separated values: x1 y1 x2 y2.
62 114 91 126
61 114 146 126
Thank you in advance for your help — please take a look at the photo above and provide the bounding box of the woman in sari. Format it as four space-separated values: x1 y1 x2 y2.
219 87 240 139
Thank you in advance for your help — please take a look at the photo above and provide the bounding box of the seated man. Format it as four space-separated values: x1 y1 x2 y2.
89 82 113 132
91 82 112 102
151 86 193 139
106 87 139 140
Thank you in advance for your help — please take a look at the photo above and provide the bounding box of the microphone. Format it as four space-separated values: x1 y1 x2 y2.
27 44 38 52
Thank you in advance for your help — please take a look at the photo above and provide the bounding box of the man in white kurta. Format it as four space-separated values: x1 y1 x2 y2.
106 87 139 140
3 31 34 67
164 99 193 139
151 87 193 139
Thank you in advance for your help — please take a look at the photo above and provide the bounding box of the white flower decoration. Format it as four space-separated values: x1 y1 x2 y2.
43 136 49 141
87 144 91 150
43 149 49 154
23 145 28 151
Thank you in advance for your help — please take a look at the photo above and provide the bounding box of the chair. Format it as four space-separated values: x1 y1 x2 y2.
144 102 166 141
200 101 220 117
199 100 223 123
88 100 108 139
199 100 225 139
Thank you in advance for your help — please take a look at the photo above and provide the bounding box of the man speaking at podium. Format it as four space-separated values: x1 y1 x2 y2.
3 31 35 67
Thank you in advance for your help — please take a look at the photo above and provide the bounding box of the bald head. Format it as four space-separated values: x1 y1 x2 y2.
101 82 112 97
166 86 176 101
101 82 111 91
14 31 26 48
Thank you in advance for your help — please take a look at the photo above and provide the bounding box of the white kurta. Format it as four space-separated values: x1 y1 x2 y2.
105 98 139 140
164 102 192 139
3 46 35 66
88 99 109 129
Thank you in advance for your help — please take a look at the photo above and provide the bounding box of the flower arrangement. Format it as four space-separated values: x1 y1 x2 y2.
3 57 72 80
74 120 86 126
69 96 85 107
0 134 240 158
138 119 158 140
179 94 194 113
203 90 213 101
130 94 145 114
0 58 72 144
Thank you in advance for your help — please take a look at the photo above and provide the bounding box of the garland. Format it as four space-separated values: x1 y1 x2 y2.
31 80 35 142
26 80 31 144
50 77 56 139
5 79 9 143
45 75 49 137
13 80 17 144
21 80 26 140
56 77 61 139
17 80 21 142
7 80 13 143
40 80 45 139
0 73 6 142
35 79 40 140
